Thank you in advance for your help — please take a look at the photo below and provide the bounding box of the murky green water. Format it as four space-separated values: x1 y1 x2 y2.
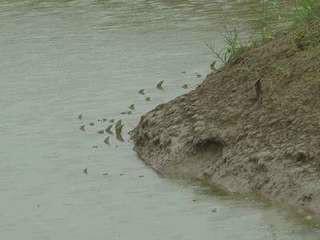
0 0 319 239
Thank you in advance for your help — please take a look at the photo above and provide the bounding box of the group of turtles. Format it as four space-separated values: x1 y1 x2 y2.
78 113 125 147
77 74 201 147
78 72 203 175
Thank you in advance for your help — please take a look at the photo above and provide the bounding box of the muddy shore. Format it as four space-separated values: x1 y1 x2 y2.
131 22 320 219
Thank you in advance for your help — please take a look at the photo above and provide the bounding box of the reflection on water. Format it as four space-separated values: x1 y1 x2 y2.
0 0 319 239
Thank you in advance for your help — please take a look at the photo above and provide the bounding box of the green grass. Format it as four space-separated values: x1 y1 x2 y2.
206 28 245 65
207 0 320 67
292 0 320 23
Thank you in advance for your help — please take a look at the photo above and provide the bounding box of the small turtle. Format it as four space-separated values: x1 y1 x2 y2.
156 80 164 90
138 89 145 95
181 71 186 74
92 145 98 149
97 129 105 134
80 125 85 131
109 119 115 123
104 136 110 145
145 97 151 101
78 114 83 120
102 172 108 176
115 120 125 142
89 122 95 126
195 73 202 78
105 125 113 134
83 168 88 174
103 118 107 122
182 84 188 89
138 175 144 178
129 104 135 110
210 60 217 71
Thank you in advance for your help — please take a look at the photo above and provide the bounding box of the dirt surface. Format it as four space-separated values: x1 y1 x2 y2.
131 21 320 219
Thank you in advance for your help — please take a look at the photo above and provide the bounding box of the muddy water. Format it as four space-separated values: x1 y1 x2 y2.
0 0 319 239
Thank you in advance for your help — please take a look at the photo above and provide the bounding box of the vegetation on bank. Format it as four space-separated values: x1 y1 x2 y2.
208 0 320 66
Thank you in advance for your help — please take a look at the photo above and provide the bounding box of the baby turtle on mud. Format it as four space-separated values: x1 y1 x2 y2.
210 60 217 72
195 72 202 78
129 104 135 110
104 136 110 145
92 145 98 149
97 129 105 134
105 125 113 134
80 125 85 131
78 114 83 120
89 122 95 126
102 172 108 176
181 71 186 74
103 118 107 122
156 80 164 90
109 119 115 123
182 84 188 89
145 97 151 101
83 168 88 174
115 120 125 142
138 89 145 95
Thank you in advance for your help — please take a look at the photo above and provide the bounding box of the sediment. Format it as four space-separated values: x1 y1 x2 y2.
131 22 320 218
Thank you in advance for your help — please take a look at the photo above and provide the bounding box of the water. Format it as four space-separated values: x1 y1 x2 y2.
0 0 319 239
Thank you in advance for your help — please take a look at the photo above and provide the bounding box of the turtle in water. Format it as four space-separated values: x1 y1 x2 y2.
97 129 105 134
181 71 186 74
104 136 110 145
129 104 135 110
145 97 151 101
103 118 107 122
115 120 125 142
78 114 83 120
109 119 115 123
138 89 145 95
182 84 188 89
105 125 113 134
83 168 88 174
89 122 95 126
92 145 98 149
195 72 202 78
80 125 85 131
156 80 164 90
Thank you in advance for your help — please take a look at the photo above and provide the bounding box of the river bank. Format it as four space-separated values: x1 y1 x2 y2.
132 20 320 221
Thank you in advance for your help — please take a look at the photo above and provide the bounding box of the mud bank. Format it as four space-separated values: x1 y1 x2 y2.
132 22 320 218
